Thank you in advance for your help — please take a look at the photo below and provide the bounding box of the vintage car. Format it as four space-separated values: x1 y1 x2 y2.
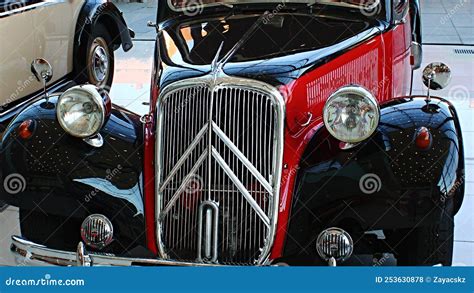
0 0 134 123
0 0 465 266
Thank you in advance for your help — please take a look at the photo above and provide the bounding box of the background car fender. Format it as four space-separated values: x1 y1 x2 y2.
75 1 134 54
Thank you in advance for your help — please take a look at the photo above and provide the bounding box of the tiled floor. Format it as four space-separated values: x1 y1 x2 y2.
421 0 474 44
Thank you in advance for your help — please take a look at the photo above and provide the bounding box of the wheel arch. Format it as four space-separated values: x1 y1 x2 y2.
73 1 133 62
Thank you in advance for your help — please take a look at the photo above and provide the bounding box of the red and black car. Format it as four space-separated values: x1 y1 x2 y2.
1 0 465 266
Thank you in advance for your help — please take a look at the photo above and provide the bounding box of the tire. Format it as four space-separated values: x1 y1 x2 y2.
390 201 454 266
74 23 115 90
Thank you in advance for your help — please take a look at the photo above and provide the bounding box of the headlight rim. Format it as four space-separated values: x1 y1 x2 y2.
56 84 106 139
323 85 380 144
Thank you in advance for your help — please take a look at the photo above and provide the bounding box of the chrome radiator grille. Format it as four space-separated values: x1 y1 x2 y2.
156 77 284 265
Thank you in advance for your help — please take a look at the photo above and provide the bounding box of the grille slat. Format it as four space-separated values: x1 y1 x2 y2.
156 78 283 265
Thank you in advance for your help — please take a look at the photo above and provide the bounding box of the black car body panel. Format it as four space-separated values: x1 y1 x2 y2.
1 96 146 254
282 97 464 264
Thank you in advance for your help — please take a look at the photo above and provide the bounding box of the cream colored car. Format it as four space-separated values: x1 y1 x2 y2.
0 0 133 119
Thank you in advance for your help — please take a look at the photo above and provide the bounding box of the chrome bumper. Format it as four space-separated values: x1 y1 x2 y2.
10 236 221 267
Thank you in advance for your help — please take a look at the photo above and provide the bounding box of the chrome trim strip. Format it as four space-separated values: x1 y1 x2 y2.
211 121 273 194
159 150 208 220
159 124 208 192
0 1 57 18
211 148 270 227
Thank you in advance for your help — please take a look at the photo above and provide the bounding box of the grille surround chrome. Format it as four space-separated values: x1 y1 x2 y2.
155 75 285 265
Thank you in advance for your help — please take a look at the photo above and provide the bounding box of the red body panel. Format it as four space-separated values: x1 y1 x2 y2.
270 23 412 259
144 21 413 258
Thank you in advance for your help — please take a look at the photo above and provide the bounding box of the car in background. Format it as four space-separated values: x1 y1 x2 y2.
0 0 134 122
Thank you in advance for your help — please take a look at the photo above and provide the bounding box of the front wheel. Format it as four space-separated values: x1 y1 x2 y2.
74 23 115 90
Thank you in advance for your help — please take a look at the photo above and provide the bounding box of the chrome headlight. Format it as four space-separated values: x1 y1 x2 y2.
323 85 380 143
56 85 110 138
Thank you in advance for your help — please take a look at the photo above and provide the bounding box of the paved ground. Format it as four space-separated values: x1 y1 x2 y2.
1 1 473 266
421 0 474 44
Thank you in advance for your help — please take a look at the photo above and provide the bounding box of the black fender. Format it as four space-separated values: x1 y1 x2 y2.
283 97 464 260
75 1 134 54
0 96 146 255
409 0 422 44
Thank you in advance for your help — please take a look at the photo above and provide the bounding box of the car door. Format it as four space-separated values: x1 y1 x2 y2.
0 0 83 113
31 0 83 88
0 0 41 111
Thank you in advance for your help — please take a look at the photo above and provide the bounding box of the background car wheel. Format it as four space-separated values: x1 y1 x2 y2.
389 201 454 266
75 23 115 90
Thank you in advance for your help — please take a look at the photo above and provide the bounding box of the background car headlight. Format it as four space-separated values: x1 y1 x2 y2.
56 85 110 138
323 85 380 143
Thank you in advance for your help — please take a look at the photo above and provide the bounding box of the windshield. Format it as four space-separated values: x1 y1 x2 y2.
169 0 383 13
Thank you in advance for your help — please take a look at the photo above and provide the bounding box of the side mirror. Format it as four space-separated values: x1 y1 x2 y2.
422 62 452 90
31 58 53 101
31 58 53 83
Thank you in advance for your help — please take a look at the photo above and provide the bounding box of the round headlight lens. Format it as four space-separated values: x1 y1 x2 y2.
323 86 380 143
56 85 106 138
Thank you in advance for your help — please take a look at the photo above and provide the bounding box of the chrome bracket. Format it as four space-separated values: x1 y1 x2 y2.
76 242 91 266
83 134 104 148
